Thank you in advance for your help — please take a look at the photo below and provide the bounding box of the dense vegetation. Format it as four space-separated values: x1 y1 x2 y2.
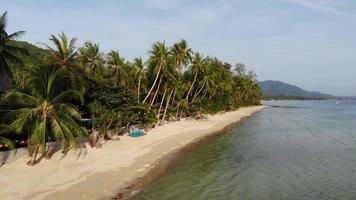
258 80 333 100
0 12 261 165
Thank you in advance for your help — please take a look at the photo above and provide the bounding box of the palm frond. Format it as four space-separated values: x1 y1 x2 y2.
0 11 8 31
6 31 26 40
2 91 38 106
50 90 83 105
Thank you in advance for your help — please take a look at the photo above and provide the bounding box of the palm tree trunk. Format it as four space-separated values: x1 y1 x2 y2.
143 61 162 103
192 81 206 102
209 94 213 100
203 90 208 97
161 90 174 125
157 88 167 119
151 77 162 105
28 145 39 166
171 89 176 106
137 76 141 102
175 103 180 118
185 71 198 101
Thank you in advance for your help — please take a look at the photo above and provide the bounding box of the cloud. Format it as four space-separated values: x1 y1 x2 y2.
281 0 356 20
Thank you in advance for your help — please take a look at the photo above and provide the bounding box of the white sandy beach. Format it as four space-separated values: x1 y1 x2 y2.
0 106 264 200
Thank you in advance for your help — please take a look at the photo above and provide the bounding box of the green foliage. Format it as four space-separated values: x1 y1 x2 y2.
0 124 15 149
88 85 157 135
0 11 262 163
1 65 87 164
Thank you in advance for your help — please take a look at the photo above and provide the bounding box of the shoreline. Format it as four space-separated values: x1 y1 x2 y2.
114 111 258 200
0 106 265 200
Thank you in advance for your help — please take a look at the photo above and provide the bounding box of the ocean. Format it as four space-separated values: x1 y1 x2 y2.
134 100 356 200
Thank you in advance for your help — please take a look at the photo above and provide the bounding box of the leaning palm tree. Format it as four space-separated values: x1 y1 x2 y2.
170 40 192 117
142 41 170 104
45 32 77 69
0 12 28 80
185 52 205 101
3 65 87 165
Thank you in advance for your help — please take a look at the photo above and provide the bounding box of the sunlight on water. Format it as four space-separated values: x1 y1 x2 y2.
134 101 356 200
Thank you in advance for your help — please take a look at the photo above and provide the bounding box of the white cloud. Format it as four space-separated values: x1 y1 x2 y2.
281 0 356 20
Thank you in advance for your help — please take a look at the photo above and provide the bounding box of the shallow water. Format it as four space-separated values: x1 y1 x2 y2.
134 100 356 200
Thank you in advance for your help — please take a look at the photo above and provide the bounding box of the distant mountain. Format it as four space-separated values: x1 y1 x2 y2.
257 80 333 100
0 40 48 93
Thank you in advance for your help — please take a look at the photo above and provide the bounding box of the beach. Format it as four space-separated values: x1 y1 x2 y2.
0 106 264 200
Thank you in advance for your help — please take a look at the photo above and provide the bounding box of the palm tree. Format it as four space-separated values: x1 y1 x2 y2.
0 12 27 85
45 32 77 68
107 51 125 86
170 40 192 117
133 57 145 102
78 41 102 73
3 65 87 165
44 32 87 93
171 39 192 74
142 42 170 104
185 53 205 101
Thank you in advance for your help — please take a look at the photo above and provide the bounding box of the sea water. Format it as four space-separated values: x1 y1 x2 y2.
134 100 356 200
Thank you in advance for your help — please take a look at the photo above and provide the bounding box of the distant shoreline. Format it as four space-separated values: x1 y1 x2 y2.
0 106 264 200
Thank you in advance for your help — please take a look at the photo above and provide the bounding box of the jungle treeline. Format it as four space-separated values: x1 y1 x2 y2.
0 12 261 165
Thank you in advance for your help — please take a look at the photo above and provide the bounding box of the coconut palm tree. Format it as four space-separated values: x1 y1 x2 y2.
107 50 126 86
44 32 87 93
45 32 77 68
185 52 205 101
78 41 102 73
3 65 87 165
142 42 170 104
171 39 192 74
0 12 28 82
170 40 192 117
133 57 145 102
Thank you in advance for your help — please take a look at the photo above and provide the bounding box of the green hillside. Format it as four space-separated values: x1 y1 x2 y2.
258 80 333 100
0 40 48 92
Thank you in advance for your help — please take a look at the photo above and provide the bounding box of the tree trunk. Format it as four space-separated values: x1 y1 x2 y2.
192 81 206 102
161 90 174 125
27 145 39 166
143 61 163 103
45 141 52 159
137 76 142 102
175 103 180 118
203 90 208 98
151 77 162 105
185 71 198 101
157 88 167 119
171 89 176 104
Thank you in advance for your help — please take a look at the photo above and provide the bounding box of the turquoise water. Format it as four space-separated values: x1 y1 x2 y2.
134 100 356 200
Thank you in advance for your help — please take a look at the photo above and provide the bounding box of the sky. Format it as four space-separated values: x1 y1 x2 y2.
2 0 356 96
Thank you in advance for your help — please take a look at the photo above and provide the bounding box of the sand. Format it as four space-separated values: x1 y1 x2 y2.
0 106 264 200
